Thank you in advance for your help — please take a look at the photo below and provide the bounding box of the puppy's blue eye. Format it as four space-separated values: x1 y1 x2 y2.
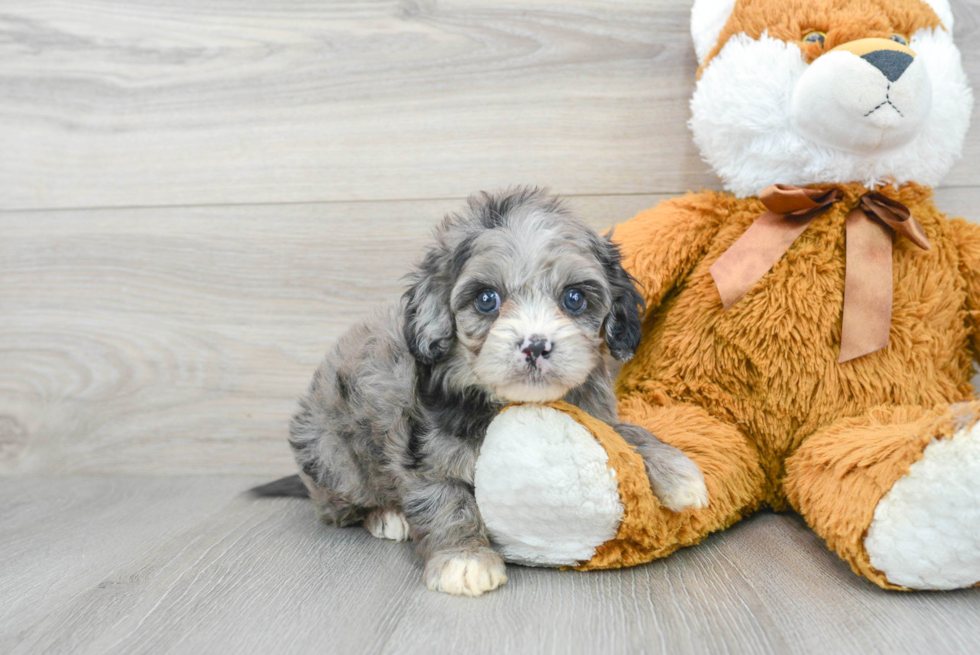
891 34 908 46
475 289 501 314
562 288 586 314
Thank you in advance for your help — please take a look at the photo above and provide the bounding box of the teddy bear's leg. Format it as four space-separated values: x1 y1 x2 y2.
784 402 980 590
590 394 767 567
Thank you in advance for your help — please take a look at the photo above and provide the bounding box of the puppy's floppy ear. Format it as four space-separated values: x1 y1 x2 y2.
402 237 461 365
596 232 645 361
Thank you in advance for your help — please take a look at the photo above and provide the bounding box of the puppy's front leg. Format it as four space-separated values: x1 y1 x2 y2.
615 422 709 511
402 478 506 597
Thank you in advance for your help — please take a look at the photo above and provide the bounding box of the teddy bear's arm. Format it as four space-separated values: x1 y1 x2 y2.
612 192 728 315
951 217 980 361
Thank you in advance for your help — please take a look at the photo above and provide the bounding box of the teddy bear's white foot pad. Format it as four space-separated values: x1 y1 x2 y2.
474 405 624 567
864 420 980 590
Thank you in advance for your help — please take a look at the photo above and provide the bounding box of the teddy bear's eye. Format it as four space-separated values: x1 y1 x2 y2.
890 34 909 46
803 31 826 47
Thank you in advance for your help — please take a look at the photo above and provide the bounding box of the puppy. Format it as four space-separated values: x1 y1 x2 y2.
287 187 708 596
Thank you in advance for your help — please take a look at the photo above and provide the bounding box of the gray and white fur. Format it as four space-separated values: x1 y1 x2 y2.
286 187 708 597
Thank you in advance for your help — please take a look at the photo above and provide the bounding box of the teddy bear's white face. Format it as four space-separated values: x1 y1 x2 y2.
689 0 972 197
790 38 932 154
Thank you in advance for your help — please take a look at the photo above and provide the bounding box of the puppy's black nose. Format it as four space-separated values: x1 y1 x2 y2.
862 49 913 83
522 337 551 361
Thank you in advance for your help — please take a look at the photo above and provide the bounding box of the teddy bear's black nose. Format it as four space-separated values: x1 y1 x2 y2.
862 49 913 83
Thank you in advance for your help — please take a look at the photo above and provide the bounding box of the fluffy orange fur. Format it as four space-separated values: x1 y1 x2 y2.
611 183 980 588
538 401 764 571
700 0 942 72
580 395 766 570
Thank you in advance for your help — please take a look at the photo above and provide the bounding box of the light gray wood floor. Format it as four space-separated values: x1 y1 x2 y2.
3 477 979 655
2 1 979 653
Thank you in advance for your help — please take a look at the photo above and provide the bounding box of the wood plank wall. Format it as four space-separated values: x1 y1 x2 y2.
2 1 978 475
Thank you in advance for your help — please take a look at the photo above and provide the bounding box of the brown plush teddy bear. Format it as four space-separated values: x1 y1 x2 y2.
472 0 978 591
605 0 979 590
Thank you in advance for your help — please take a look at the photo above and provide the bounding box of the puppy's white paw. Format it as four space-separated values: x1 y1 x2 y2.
653 458 709 512
424 548 507 597
364 509 411 542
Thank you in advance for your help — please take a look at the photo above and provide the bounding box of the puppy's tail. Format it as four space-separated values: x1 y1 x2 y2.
249 474 309 498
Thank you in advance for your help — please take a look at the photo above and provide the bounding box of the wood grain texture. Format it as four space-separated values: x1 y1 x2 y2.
2 1 979 650
4 478 979 655
1 0 977 211
3 190 977 475
2 190 979 475
0 194 670 475
0 476 262 636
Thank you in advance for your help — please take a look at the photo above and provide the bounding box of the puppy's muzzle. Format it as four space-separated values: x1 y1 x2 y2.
520 335 551 366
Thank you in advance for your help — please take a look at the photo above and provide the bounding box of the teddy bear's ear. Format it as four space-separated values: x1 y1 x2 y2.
923 0 954 30
691 0 738 66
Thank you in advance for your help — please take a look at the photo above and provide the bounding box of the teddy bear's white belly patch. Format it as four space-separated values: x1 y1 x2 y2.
474 405 624 567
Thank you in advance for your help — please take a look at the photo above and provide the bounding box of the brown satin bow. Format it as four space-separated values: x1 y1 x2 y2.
709 184 930 363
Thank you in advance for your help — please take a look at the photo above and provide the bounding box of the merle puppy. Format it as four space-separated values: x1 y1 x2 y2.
284 187 708 596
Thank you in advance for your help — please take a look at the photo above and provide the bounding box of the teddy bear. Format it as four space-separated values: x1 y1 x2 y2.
475 0 980 591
